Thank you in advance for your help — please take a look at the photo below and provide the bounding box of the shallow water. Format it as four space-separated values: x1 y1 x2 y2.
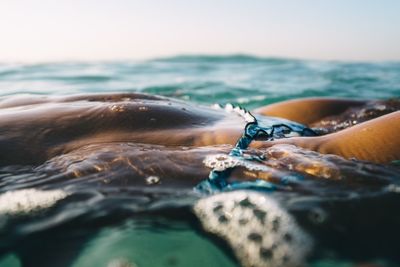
0 55 400 267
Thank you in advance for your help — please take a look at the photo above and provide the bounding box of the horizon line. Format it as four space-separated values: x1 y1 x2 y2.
1 53 400 65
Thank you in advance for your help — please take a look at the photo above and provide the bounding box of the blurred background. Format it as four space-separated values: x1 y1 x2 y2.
0 0 399 106
1 0 400 62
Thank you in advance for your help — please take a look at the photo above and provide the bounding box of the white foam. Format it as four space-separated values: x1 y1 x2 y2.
211 103 222 110
224 103 234 112
0 189 68 215
203 154 240 171
145 176 160 185
387 184 400 193
243 112 256 123
194 190 313 267
107 258 137 267
203 154 273 172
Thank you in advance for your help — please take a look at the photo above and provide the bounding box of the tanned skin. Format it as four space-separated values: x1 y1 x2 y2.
0 94 398 165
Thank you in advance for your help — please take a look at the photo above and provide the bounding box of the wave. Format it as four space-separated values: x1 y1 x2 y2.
150 54 295 64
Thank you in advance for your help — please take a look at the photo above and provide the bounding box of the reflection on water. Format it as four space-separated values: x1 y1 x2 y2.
0 141 399 266
0 55 400 267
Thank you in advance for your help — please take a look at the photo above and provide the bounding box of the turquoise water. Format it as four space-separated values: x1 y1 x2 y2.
0 55 400 267
1 55 399 108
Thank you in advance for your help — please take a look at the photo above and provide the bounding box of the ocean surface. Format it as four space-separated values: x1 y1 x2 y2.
1 55 399 107
0 55 399 267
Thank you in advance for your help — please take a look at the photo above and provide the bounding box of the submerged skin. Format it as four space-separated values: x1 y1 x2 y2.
253 111 400 163
254 99 400 163
0 93 399 166
0 93 242 165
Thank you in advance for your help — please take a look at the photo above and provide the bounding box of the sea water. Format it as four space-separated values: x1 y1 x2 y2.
1 55 399 106
0 55 399 267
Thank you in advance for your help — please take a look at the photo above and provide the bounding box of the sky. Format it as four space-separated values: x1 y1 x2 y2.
0 0 399 62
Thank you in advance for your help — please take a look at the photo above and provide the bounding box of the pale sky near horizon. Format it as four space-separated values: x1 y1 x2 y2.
0 0 399 62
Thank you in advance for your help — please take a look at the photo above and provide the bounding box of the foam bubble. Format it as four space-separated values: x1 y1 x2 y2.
146 176 160 185
387 184 400 193
203 154 273 172
225 103 234 112
0 189 68 215
107 258 137 267
194 190 313 267
203 154 240 171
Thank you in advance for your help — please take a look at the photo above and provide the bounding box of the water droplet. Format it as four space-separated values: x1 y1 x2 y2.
145 176 160 185
110 105 125 112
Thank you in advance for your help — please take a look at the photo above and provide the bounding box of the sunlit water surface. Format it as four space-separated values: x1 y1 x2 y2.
0 55 400 267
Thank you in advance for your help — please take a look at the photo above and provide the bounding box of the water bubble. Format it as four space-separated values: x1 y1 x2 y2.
194 190 313 267
387 184 400 193
145 176 160 185
110 105 125 112
308 208 327 224
107 258 137 267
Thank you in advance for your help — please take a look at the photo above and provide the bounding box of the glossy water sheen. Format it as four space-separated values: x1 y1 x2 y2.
0 55 399 267
1 55 399 108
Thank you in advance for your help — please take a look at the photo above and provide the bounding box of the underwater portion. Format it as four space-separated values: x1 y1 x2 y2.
0 55 399 267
